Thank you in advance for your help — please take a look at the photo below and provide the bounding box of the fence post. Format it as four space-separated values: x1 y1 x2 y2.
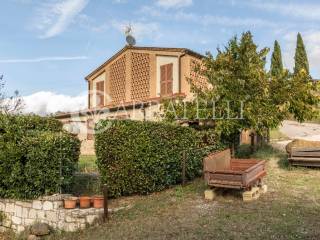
103 184 109 222
182 151 186 186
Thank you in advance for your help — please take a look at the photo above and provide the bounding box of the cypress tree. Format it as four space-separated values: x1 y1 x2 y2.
294 33 309 75
270 40 283 76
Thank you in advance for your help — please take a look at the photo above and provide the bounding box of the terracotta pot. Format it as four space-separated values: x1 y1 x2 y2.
79 196 91 208
64 197 78 209
93 195 104 209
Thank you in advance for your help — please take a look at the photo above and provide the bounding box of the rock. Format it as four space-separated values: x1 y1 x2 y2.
28 209 37 218
5 203 15 213
15 205 22 217
27 234 40 240
43 201 53 211
86 215 96 225
12 216 22 225
17 225 25 233
0 202 5 211
46 211 58 222
204 189 216 201
30 223 50 236
32 201 42 210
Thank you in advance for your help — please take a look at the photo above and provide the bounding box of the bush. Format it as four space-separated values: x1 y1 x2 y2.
95 120 223 197
0 114 80 199
0 114 63 133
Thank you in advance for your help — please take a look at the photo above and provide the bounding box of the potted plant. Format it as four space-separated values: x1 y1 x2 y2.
79 196 91 208
64 197 78 209
93 195 104 208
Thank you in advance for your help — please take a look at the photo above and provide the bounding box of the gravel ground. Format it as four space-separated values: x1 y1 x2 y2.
280 120 320 141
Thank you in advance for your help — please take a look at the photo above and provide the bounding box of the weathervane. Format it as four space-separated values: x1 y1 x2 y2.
125 24 136 46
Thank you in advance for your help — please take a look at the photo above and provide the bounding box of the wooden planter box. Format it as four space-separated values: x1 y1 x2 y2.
203 149 266 189
289 147 320 167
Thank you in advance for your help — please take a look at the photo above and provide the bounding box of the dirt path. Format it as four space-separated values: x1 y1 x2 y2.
273 120 320 151
280 120 320 141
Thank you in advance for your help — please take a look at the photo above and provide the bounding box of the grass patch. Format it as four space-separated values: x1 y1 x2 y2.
236 144 290 170
78 155 98 173
4 145 320 240
46 167 320 240
73 155 100 195
270 128 290 141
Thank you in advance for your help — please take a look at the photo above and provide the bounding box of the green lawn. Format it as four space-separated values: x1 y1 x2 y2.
78 155 98 173
3 146 320 239
43 145 320 240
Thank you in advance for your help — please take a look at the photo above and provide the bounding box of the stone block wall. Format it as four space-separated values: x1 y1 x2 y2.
0 196 103 233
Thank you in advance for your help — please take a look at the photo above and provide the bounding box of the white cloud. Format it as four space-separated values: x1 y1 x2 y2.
0 56 88 63
22 91 87 115
281 31 320 77
245 1 320 21
156 0 192 9
34 0 89 38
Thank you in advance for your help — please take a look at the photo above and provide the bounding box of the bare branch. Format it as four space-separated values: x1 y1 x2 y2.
0 75 24 115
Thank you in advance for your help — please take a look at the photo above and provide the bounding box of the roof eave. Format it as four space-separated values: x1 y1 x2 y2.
84 46 204 81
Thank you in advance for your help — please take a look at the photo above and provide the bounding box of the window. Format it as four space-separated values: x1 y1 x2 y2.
160 63 173 96
96 81 105 107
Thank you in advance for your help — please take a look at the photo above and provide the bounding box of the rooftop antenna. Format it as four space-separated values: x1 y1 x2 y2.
125 24 136 46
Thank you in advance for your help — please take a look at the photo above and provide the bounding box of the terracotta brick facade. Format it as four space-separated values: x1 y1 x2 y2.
109 54 126 104
131 52 150 101
56 46 206 154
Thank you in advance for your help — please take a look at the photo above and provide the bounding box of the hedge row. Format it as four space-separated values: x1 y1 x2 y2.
0 114 80 199
95 120 223 197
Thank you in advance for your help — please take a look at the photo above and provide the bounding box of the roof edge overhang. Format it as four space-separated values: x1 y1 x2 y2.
54 93 187 120
84 45 204 81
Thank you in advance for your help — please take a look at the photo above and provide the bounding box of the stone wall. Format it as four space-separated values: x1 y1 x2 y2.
0 195 104 233
80 139 95 155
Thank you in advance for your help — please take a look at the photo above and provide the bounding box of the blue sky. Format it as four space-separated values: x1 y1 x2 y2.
1 0 320 114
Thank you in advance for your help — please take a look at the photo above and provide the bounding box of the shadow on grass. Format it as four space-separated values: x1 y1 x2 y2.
236 144 291 170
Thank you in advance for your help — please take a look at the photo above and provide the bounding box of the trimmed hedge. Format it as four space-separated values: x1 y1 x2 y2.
95 120 223 197
0 114 63 134
0 114 80 199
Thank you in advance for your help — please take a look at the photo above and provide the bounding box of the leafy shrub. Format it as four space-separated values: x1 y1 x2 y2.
0 114 80 199
0 114 63 134
95 120 223 197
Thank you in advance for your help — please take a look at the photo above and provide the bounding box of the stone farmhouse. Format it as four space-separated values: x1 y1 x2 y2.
55 45 207 154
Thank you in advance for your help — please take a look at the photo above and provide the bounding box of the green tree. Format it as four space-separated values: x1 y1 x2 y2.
165 32 279 144
294 33 309 75
270 40 283 77
288 71 319 122
163 32 319 148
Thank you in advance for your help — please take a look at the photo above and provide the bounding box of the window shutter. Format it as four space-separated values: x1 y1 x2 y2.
96 81 105 107
160 63 173 96
160 65 167 96
88 82 91 108
166 63 173 94
100 81 104 106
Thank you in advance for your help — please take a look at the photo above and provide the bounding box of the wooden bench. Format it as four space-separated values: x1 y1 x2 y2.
289 147 320 167
203 149 266 189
